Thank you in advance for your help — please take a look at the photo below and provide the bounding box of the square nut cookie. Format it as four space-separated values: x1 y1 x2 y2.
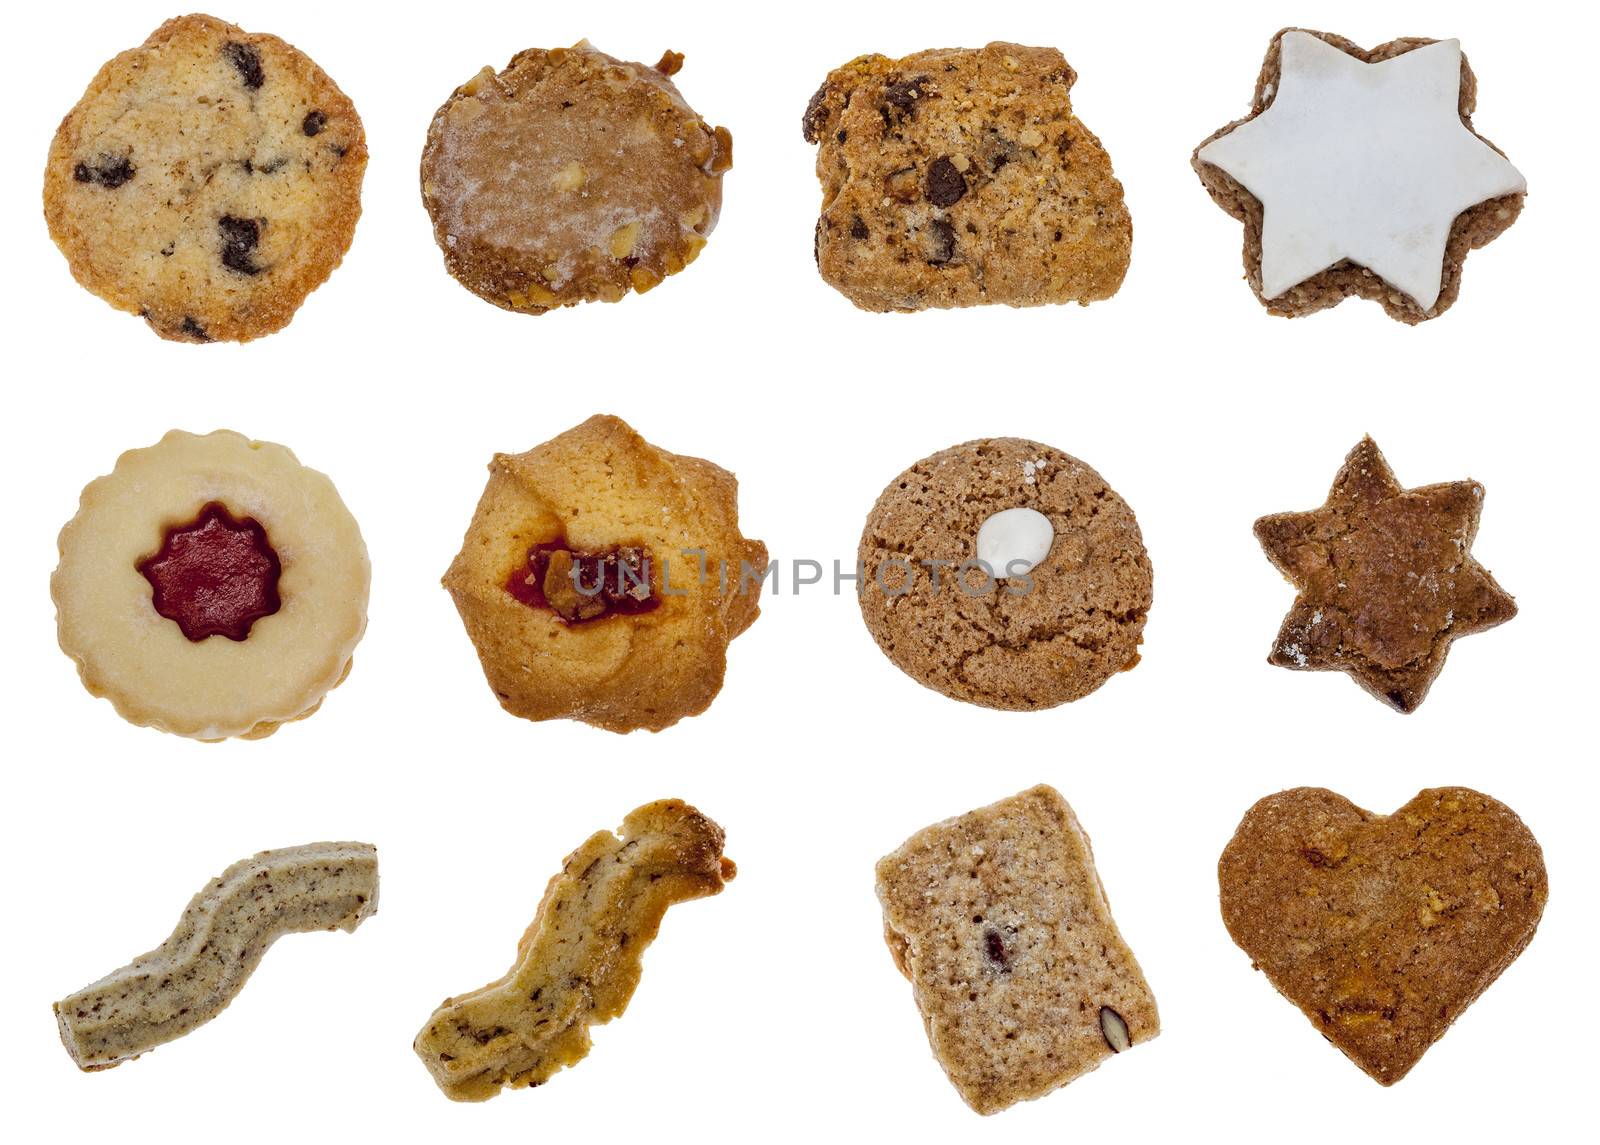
803 43 1131 311
876 786 1158 1113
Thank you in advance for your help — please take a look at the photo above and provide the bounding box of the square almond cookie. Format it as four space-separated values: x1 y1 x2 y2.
876 785 1158 1113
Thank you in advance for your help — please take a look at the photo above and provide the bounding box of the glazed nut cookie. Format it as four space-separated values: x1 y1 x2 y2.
421 41 731 314
443 415 766 733
802 43 1131 311
858 438 1151 710
877 786 1159 1113
52 430 369 740
44 14 366 342
1193 29 1525 323
1219 788 1547 1084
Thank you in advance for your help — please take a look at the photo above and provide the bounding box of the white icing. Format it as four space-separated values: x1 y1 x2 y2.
976 508 1053 578
1197 32 1525 311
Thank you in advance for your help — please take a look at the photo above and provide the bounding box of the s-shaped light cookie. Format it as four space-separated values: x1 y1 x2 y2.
55 842 379 1070
414 800 734 1100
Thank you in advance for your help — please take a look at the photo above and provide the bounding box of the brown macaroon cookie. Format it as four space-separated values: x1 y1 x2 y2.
420 41 731 314
802 43 1131 312
877 785 1159 1113
857 438 1151 709
1219 787 1547 1085
44 14 366 342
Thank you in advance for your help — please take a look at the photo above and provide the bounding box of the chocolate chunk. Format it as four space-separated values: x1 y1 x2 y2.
883 75 930 115
850 216 870 241
983 928 1009 969
218 216 263 275
926 157 967 207
179 316 212 342
73 154 136 189
302 110 327 136
801 82 830 143
927 218 957 265
223 42 265 90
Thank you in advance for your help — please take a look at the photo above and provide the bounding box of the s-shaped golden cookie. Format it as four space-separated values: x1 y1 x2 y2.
414 800 734 1100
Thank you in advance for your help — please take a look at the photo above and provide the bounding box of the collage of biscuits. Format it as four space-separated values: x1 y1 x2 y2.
36 9 1553 1122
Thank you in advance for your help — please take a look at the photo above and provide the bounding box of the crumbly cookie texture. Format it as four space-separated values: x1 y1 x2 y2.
1219 788 1546 1085
421 41 730 314
43 13 366 342
802 43 1131 311
1192 29 1524 323
877 786 1158 1114
55 842 379 1070
52 429 370 740
858 438 1151 710
1254 436 1515 712
414 800 734 1100
443 415 766 733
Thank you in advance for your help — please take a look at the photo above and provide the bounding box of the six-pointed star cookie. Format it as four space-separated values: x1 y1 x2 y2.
1195 29 1525 322
1253 437 1516 712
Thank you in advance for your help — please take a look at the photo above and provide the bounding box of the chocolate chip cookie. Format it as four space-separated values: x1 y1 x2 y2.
857 438 1152 710
44 14 366 342
420 42 731 314
802 43 1131 311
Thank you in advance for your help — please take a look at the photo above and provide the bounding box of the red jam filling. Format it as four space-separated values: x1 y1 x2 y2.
137 502 282 642
505 538 660 624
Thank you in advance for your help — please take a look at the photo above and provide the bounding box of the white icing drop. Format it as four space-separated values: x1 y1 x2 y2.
976 508 1054 579
1197 32 1525 310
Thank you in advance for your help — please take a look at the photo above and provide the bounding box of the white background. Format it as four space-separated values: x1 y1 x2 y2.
1 1 1593 1141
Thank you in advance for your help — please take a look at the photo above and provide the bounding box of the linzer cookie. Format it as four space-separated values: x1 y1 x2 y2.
857 438 1151 709
414 799 734 1100
1254 437 1515 712
802 43 1131 311
52 430 370 740
420 41 730 314
1219 788 1547 1084
443 415 765 733
44 14 366 342
1193 29 1525 322
56 842 378 1070
876 786 1158 1114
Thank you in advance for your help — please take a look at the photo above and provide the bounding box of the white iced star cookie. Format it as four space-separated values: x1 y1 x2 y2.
1194 29 1525 323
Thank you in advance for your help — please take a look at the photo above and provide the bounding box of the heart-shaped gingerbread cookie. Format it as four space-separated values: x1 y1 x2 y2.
1218 787 1546 1084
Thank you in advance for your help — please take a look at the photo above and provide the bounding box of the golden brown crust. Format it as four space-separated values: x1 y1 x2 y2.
414 800 733 1100
1191 28 1523 324
442 415 766 733
1252 437 1516 712
803 43 1130 311
44 14 366 342
420 42 729 314
1219 787 1547 1084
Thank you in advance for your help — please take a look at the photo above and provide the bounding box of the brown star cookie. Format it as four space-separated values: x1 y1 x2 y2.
1253 437 1515 712
1219 787 1547 1085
